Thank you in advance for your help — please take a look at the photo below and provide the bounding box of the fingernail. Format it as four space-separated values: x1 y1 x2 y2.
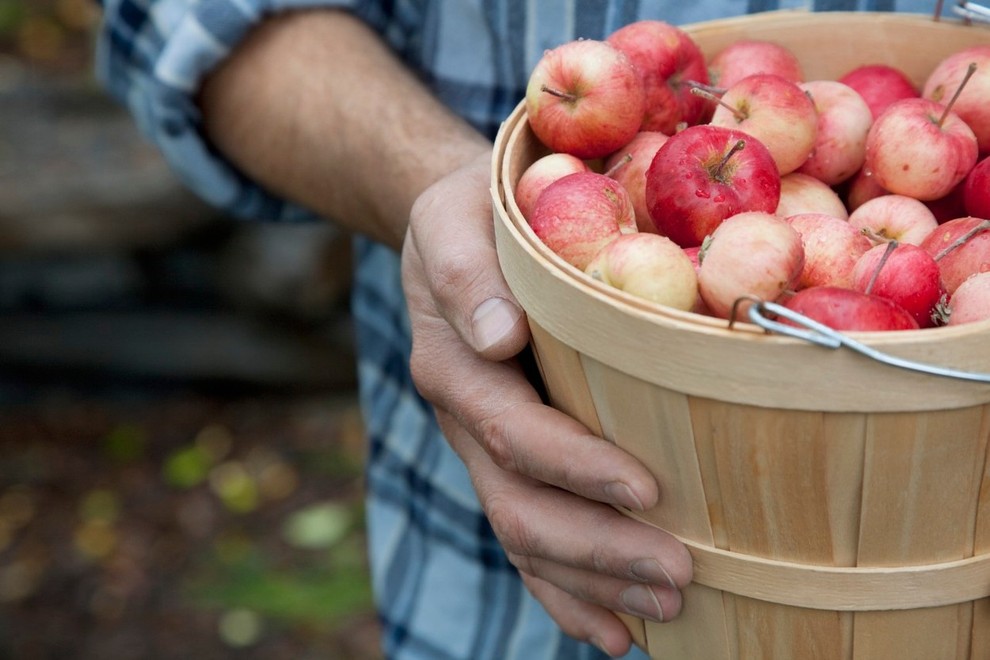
605 481 645 511
589 636 613 657
472 298 523 352
621 584 665 623
630 558 677 589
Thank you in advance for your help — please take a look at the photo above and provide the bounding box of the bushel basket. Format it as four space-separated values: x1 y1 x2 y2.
491 11 990 660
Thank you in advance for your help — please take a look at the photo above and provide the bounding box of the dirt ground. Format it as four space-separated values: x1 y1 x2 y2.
0 386 384 660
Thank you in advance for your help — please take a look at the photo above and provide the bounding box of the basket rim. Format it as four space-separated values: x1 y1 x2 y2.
490 12 990 411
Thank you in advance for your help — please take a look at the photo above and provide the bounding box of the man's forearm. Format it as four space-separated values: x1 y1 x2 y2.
198 9 491 249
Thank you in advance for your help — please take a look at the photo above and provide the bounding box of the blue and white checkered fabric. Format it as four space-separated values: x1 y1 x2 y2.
93 0 942 657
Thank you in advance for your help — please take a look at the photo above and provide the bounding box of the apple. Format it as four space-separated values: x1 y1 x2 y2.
838 63 919 120
696 211 805 319
946 271 990 326
963 155 990 220
682 245 713 315
515 152 590 220
796 79 873 185
925 182 969 224
776 172 848 220
584 232 699 311
844 167 889 212
706 73 819 175
787 212 872 289
527 171 637 271
850 242 946 328
644 124 781 248
923 47 990 153
846 194 939 245
779 285 919 331
525 38 647 159
863 96 979 201
920 216 990 294
606 20 709 134
707 39 803 90
605 131 670 233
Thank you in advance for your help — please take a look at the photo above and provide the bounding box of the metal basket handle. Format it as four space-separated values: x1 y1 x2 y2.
952 0 990 23
744 300 990 384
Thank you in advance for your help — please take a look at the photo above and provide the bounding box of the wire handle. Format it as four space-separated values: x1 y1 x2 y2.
744 300 990 384
952 0 990 23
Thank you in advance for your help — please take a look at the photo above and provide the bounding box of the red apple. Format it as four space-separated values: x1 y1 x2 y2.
644 124 781 248
963 155 990 220
844 167 889 212
796 79 873 185
925 181 969 224
923 46 990 154
707 73 819 175
605 131 670 233
780 285 919 331
838 63 919 120
606 20 709 134
525 39 646 159
787 212 872 289
707 40 803 90
528 171 637 271
946 271 990 326
850 242 946 328
863 97 978 201
847 194 939 246
515 152 590 220
697 211 804 319
584 232 699 311
776 172 849 220
920 216 990 294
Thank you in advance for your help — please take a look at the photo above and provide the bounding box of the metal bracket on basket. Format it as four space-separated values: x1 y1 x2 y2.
952 0 990 23
744 300 990 384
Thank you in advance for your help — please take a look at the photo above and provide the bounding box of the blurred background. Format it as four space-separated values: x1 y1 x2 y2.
0 1 381 658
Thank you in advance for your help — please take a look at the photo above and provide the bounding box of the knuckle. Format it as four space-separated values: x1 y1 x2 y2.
407 341 445 404
477 413 519 473
485 493 538 558
588 539 614 578
503 550 534 576
430 249 485 297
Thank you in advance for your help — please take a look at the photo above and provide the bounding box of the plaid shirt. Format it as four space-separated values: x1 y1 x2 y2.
94 0 939 657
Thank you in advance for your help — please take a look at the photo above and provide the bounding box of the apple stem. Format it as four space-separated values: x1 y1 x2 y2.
541 84 578 104
684 80 727 96
690 86 746 122
933 219 990 261
713 140 746 180
860 227 894 245
603 153 633 178
865 240 898 295
937 62 978 127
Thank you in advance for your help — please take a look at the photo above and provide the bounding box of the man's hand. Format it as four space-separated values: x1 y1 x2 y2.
197 8 694 653
402 152 693 657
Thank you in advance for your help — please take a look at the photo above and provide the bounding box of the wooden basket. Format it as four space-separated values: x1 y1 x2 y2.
491 11 990 660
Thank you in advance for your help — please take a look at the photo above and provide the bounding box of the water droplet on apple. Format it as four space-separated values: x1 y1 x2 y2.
695 189 711 199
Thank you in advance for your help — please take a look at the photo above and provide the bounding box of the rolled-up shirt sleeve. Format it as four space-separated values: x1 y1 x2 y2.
93 0 389 222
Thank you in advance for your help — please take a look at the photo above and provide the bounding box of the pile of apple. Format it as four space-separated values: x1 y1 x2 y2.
515 19 990 331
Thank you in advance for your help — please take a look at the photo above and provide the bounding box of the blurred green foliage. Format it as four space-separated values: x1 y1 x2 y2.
0 0 99 72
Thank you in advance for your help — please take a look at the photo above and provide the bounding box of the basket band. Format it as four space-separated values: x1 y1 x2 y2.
677 534 990 611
